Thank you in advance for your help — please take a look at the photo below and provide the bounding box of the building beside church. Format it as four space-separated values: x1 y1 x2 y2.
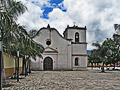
31 25 87 70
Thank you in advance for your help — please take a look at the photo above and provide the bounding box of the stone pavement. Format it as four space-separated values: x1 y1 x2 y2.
3 69 120 90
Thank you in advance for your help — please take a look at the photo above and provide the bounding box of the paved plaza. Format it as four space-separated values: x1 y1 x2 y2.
3 69 120 90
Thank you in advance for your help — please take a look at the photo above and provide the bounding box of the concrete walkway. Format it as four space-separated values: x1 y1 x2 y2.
3 70 120 90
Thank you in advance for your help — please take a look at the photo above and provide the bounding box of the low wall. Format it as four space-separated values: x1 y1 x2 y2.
3 52 22 78
88 63 111 67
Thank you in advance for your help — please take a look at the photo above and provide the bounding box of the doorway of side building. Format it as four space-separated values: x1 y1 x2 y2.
43 57 53 70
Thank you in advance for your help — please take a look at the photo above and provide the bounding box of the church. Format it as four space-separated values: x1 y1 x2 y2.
31 24 87 70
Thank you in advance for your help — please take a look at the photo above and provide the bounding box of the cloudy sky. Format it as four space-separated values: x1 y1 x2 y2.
16 0 120 50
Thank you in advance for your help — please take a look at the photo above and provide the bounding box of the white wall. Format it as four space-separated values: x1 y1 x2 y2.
31 56 41 70
31 27 87 70
33 28 72 70
72 56 87 68
72 44 87 54
67 29 86 42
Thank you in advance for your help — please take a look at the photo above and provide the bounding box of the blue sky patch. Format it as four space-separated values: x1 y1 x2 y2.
49 0 64 5
40 0 66 19
87 50 91 56
41 7 53 19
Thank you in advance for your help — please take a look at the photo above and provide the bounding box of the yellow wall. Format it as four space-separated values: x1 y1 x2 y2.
3 52 23 77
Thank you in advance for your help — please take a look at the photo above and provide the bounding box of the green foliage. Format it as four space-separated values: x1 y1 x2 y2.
106 37 120 66
92 40 108 62
90 36 120 70
28 29 38 38
89 49 102 64
0 0 44 60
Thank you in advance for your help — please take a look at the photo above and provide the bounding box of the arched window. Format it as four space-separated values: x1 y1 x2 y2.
75 32 79 43
75 58 79 66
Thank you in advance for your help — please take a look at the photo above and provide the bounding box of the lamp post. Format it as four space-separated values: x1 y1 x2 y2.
0 29 2 90
17 51 19 82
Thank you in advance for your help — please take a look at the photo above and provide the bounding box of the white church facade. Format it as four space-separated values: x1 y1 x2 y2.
31 25 87 70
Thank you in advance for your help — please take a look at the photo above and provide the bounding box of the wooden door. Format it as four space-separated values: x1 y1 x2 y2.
44 57 53 70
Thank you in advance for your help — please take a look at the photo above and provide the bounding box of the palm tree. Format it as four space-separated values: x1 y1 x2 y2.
29 29 38 39
15 25 44 76
0 0 44 84
0 0 27 85
92 41 108 72
0 0 27 35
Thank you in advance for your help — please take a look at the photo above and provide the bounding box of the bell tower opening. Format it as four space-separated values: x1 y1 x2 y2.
75 32 79 43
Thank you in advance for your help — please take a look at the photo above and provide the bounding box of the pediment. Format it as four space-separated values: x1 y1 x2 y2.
44 47 58 53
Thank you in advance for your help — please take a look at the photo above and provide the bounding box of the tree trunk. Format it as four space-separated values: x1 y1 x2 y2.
101 62 105 72
14 58 17 78
2 52 6 85
29 60 31 73
25 59 27 77
21 57 25 74
27 60 29 73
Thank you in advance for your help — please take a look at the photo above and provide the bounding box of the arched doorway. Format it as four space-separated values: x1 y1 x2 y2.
43 57 53 70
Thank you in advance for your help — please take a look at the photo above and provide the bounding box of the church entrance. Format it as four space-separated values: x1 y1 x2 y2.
43 57 53 70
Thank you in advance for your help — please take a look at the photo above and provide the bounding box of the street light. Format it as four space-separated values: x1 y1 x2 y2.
17 51 19 82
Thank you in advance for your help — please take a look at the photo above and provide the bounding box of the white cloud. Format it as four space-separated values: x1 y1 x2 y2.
16 0 120 50
63 0 120 49
48 8 73 32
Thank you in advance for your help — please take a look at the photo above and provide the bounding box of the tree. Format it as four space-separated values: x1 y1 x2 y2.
0 0 45 85
0 0 27 85
16 25 44 76
89 49 102 70
92 37 120 72
106 38 120 69
92 41 109 72
29 29 38 38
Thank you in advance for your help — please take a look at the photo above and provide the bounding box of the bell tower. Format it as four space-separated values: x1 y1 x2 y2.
63 25 87 68
63 25 87 43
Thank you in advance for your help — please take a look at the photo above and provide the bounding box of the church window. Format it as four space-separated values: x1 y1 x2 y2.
75 58 79 66
46 39 51 45
75 32 79 43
